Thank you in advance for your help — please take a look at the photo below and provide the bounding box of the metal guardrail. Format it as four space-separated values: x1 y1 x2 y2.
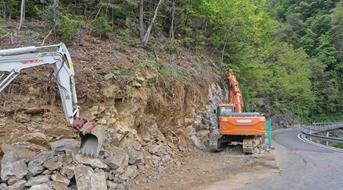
300 122 343 144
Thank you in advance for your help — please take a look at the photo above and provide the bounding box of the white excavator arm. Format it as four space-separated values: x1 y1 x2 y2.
0 43 104 156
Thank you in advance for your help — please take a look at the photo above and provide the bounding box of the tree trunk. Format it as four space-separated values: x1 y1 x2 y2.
169 0 175 40
18 0 25 30
142 0 163 46
139 0 145 42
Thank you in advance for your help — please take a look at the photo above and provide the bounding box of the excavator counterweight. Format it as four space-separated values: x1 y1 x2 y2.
0 43 105 157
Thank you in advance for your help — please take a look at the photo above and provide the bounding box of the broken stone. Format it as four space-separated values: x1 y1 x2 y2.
52 182 68 190
115 183 125 190
1 142 46 160
18 133 50 148
60 166 74 180
29 184 51 190
147 144 161 155
120 138 143 165
102 85 118 98
43 156 63 171
106 181 117 190
25 175 50 187
79 157 108 169
49 139 79 153
1 151 28 181
44 125 75 138
28 151 54 175
103 147 129 170
51 173 69 186
136 76 145 83
0 183 7 190
14 114 31 123
111 133 124 146
8 179 26 190
119 165 138 180
74 165 107 190
104 73 115 80
132 81 142 88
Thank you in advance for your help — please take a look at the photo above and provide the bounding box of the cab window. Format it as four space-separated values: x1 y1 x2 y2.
219 106 234 116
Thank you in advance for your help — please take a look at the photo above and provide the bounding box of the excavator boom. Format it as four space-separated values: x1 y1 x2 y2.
0 43 105 157
212 69 266 153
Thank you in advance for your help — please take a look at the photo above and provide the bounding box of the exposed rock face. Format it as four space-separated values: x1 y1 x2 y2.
192 83 224 149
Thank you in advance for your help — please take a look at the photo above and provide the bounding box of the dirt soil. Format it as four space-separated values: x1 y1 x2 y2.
130 146 279 190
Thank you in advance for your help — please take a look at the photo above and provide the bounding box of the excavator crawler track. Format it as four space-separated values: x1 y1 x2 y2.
242 136 263 154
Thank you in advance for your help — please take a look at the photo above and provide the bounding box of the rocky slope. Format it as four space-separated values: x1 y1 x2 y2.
0 22 224 189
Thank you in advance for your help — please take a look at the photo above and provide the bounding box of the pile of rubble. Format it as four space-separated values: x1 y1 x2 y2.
0 128 178 190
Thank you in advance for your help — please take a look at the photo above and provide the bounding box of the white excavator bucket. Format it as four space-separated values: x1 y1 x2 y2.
79 125 106 157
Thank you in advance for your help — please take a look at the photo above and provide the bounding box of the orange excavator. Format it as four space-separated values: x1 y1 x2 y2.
210 69 266 153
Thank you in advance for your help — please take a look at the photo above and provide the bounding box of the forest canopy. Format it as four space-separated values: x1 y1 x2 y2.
1 0 342 122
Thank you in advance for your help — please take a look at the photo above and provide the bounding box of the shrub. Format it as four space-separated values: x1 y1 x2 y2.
56 13 81 44
93 16 112 38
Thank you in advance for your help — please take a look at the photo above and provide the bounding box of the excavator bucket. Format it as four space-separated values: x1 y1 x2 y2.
79 125 106 157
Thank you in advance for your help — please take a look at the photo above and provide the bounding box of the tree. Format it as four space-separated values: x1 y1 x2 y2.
142 0 164 46
18 0 25 30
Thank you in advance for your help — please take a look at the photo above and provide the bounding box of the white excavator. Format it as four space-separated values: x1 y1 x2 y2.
0 43 105 157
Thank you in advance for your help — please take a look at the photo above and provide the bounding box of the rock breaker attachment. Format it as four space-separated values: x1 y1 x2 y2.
73 118 106 157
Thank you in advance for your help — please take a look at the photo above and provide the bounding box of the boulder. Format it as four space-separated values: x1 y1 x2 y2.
29 184 51 190
51 173 69 186
1 142 46 160
74 165 107 190
120 138 143 165
28 151 54 175
18 133 49 148
103 147 128 170
1 151 28 181
52 182 68 190
119 165 138 180
44 126 75 139
7 179 26 190
60 166 74 180
25 175 50 187
0 183 7 190
43 156 63 171
106 181 117 190
49 139 79 153
79 157 108 169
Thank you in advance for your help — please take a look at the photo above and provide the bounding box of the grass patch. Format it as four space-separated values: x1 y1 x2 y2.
137 60 190 81
0 27 7 35
330 142 343 149
119 68 130 76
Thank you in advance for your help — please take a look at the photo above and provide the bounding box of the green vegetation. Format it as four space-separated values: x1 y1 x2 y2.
1 0 343 121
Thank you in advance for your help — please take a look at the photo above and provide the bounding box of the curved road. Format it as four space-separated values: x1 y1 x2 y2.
240 128 343 190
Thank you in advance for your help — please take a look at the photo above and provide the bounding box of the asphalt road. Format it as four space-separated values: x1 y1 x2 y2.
240 128 343 190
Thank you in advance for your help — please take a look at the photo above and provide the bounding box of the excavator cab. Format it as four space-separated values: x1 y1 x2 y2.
215 104 234 116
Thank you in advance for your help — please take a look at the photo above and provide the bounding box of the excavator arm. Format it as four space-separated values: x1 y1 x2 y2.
227 69 244 113
0 43 104 156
